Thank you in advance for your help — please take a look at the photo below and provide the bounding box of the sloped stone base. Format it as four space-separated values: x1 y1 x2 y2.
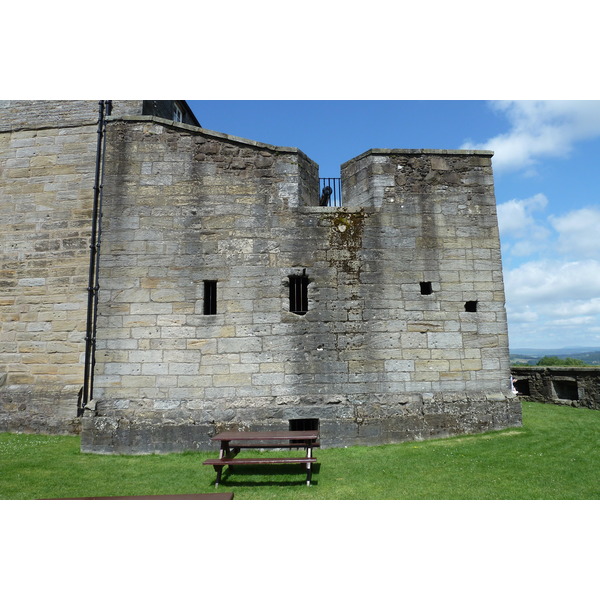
80 393 521 454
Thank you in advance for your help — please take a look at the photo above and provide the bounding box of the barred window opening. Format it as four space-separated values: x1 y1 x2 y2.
289 274 309 315
203 280 217 315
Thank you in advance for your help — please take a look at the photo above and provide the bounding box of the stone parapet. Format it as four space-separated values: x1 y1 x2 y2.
511 366 600 410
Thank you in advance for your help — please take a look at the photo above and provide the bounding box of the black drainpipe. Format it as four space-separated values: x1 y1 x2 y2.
79 100 111 417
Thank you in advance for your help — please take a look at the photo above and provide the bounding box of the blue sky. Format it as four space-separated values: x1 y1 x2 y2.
9 3 599 353
188 100 600 350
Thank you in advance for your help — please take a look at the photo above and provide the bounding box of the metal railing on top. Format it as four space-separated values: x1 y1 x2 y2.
319 178 342 207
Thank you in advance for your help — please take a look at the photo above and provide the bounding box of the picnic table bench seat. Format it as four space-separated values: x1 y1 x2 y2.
204 430 319 487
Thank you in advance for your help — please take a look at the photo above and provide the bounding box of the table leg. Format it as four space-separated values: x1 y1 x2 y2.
219 442 230 459
214 465 223 488
306 443 313 486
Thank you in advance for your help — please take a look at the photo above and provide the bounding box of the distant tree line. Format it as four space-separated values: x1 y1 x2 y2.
535 356 590 366
510 350 600 366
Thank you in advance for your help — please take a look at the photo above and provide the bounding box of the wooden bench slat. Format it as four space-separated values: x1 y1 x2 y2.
230 442 320 449
204 457 317 466
211 430 318 442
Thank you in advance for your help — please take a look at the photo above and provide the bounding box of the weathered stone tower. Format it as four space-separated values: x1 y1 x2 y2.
0 101 198 434
0 100 521 453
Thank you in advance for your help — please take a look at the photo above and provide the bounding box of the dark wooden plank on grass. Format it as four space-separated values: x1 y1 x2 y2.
45 493 234 500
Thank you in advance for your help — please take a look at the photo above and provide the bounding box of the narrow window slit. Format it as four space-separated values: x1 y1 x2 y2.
289 273 309 315
203 280 217 315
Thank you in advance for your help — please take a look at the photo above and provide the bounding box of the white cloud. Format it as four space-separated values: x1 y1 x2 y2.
507 307 538 323
507 308 600 349
499 199 600 266
548 297 600 318
504 259 600 347
497 193 551 259
549 207 600 258
497 193 548 237
505 259 600 305
464 100 600 173
550 316 596 326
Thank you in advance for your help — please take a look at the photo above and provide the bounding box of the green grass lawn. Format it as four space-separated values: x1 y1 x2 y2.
1 401 599 500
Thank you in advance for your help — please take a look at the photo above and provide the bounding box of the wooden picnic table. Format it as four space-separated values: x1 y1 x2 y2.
203 430 319 487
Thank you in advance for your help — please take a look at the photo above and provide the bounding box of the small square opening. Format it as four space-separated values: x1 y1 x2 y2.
514 378 530 396
552 379 578 401
420 281 433 295
465 300 478 312
289 418 319 446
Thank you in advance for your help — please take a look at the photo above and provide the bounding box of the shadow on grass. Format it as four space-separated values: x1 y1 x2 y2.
211 464 321 487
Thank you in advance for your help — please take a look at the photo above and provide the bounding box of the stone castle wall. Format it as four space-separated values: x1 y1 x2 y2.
0 102 103 433
511 366 600 410
1 101 520 451
0 100 144 130
82 119 518 453
0 101 195 435
341 149 510 388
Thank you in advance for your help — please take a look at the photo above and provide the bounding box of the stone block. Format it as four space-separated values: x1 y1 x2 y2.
427 332 463 349
130 302 173 315
169 362 200 375
120 375 156 388
385 359 415 372
217 337 262 353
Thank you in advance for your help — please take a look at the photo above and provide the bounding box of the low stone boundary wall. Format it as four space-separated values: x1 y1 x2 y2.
511 367 600 410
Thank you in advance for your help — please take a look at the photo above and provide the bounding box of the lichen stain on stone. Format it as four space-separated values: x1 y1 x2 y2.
326 210 366 253
325 209 367 277
331 211 365 245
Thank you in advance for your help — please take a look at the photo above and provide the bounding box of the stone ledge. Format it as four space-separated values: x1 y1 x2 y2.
109 115 305 155
342 148 494 169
